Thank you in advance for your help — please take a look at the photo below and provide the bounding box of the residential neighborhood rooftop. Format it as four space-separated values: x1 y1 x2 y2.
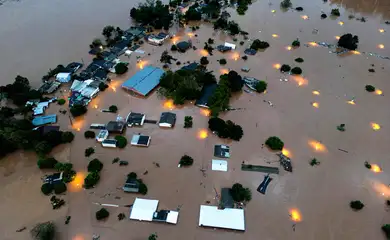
106 121 125 133
122 66 164 96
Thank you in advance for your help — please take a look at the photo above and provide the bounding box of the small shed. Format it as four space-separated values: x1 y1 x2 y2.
224 42 236 50
44 172 63 184
56 73 72 83
158 112 176 128
106 121 125 133
102 139 117 148
214 145 230 158
126 112 146 127
131 135 151 147
123 178 140 193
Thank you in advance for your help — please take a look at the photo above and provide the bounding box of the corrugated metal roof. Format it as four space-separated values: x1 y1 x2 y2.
122 66 164 96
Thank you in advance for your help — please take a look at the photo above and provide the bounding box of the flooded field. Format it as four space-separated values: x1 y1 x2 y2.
1 0 390 239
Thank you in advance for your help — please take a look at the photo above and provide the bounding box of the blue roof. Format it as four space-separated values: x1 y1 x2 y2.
195 83 218 108
122 66 164 96
32 114 57 126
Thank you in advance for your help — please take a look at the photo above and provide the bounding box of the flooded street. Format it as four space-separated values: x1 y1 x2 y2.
1 0 390 239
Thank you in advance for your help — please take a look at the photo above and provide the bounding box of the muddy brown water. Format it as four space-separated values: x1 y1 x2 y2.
1 0 390 239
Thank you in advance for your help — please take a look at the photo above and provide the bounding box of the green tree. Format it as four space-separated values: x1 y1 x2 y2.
84 131 96 139
139 182 148 195
365 85 375 92
250 39 270 50
109 105 118 113
331 8 340 16
179 155 194 166
35 142 53 156
381 224 390 239
115 63 128 74
184 116 193 128
226 120 244 141
255 80 267 93
84 171 100 189
57 99 66 105
219 58 227 65
88 158 104 172
280 0 291 8
265 136 284 150
148 233 158 240
102 25 115 39
292 38 300 47
85 147 95 157
96 208 110 220
53 182 67 194
171 45 178 51
70 104 87 117
30 221 56 240
295 57 304 63
280 64 291 73
200 57 209 65
230 183 252 202
41 183 53 195
338 33 359 50
350 200 364 210
99 82 108 91
115 135 127 148
291 67 302 75
226 71 243 92
127 172 137 179
61 131 75 143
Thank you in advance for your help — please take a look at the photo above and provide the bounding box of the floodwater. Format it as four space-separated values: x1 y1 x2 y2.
1 0 390 239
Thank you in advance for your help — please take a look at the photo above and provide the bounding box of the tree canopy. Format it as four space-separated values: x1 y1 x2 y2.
87 158 104 172
159 69 216 105
70 104 87 117
115 63 128 74
130 0 173 30
338 33 359 50
250 39 270 50
265 136 284 150
0 75 42 106
255 80 267 93
230 183 252 202
208 118 244 140
31 221 56 240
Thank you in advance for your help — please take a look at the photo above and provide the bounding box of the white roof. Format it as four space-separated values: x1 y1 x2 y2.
130 198 159 221
199 205 245 231
56 72 71 82
224 42 236 50
81 86 99 98
125 50 133 56
166 211 179 224
33 102 49 115
212 159 228 172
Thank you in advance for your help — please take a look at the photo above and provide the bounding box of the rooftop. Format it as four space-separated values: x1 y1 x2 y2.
122 66 164 96
106 121 125 133
195 83 218 108
32 114 57 126
159 112 176 127
199 205 245 231
131 134 151 146
126 112 146 127
130 198 159 221
214 145 230 158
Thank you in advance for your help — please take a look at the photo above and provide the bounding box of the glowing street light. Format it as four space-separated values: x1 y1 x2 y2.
282 148 292 158
338 21 344 26
312 102 319 108
273 63 281 69
286 46 292 51
308 140 327 152
312 90 320 95
289 209 302 222
200 109 210 116
308 42 318 47
301 15 309 20
379 29 385 33
378 44 385 49
371 164 382 173
371 122 381 131
198 129 208 139
163 99 175 110
272 34 279 38
335 36 340 40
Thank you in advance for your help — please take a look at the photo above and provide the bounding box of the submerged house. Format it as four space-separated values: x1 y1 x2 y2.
106 121 125 134
195 83 218 108
102 139 117 148
158 112 176 128
176 41 191 52
199 205 245 231
44 172 63 185
56 72 72 83
122 66 164 96
131 134 151 147
214 145 230 158
126 112 146 127
147 32 169 45
122 178 140 193
129 198 179 224
32 114 57 126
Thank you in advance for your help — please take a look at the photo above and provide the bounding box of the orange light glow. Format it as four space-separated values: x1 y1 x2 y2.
308 140 327 152
371 122 381 131
378 44 385 49
372 181 390 197
187 32 194 38
111 86 116 92
301 15 309 20
338 21 344 26
69 172 86 192
93 105 98 109
371 164 382 173
335 36 340 40
352 50 361 55
308 42 318 47
232 52 240 61
72 235 86 240
347 100 356 105
289 209 302 222
282 148 292 158
200 109 211 116
375 89 383 95
312 102 319 108
379 29 385 33
137 60 148 69
273 63 281 69
199 49 209 56
272 34 279 38
292 76 308 86
171 36 180 44
163 99 175 110
312 90 320 95
271 9 276 13
71 118 85 132
286 46 292 51
198 129 208 139
220 68 229 75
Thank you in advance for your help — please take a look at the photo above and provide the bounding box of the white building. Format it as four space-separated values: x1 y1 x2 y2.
199 205 245 231
102 139 117 148
96 130 109 142
56 72 72 83
130 198 179 224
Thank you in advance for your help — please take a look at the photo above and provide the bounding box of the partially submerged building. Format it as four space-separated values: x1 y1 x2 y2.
211 159 228 172
122 178 140 193
176 41 191 52
147 32 169 45
122 66 164 96
158 112 176 128
56 72 72 83
106 121 125 134
96 129 109 142
199 205 245 231
126 112 146 127
214 145 230 158
102 139 117 148
32 114 57 126
243 77 260 91
131 134 151 147
195 83 218 108
129 198 179 224
38 81 61 94
44 172 63 185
